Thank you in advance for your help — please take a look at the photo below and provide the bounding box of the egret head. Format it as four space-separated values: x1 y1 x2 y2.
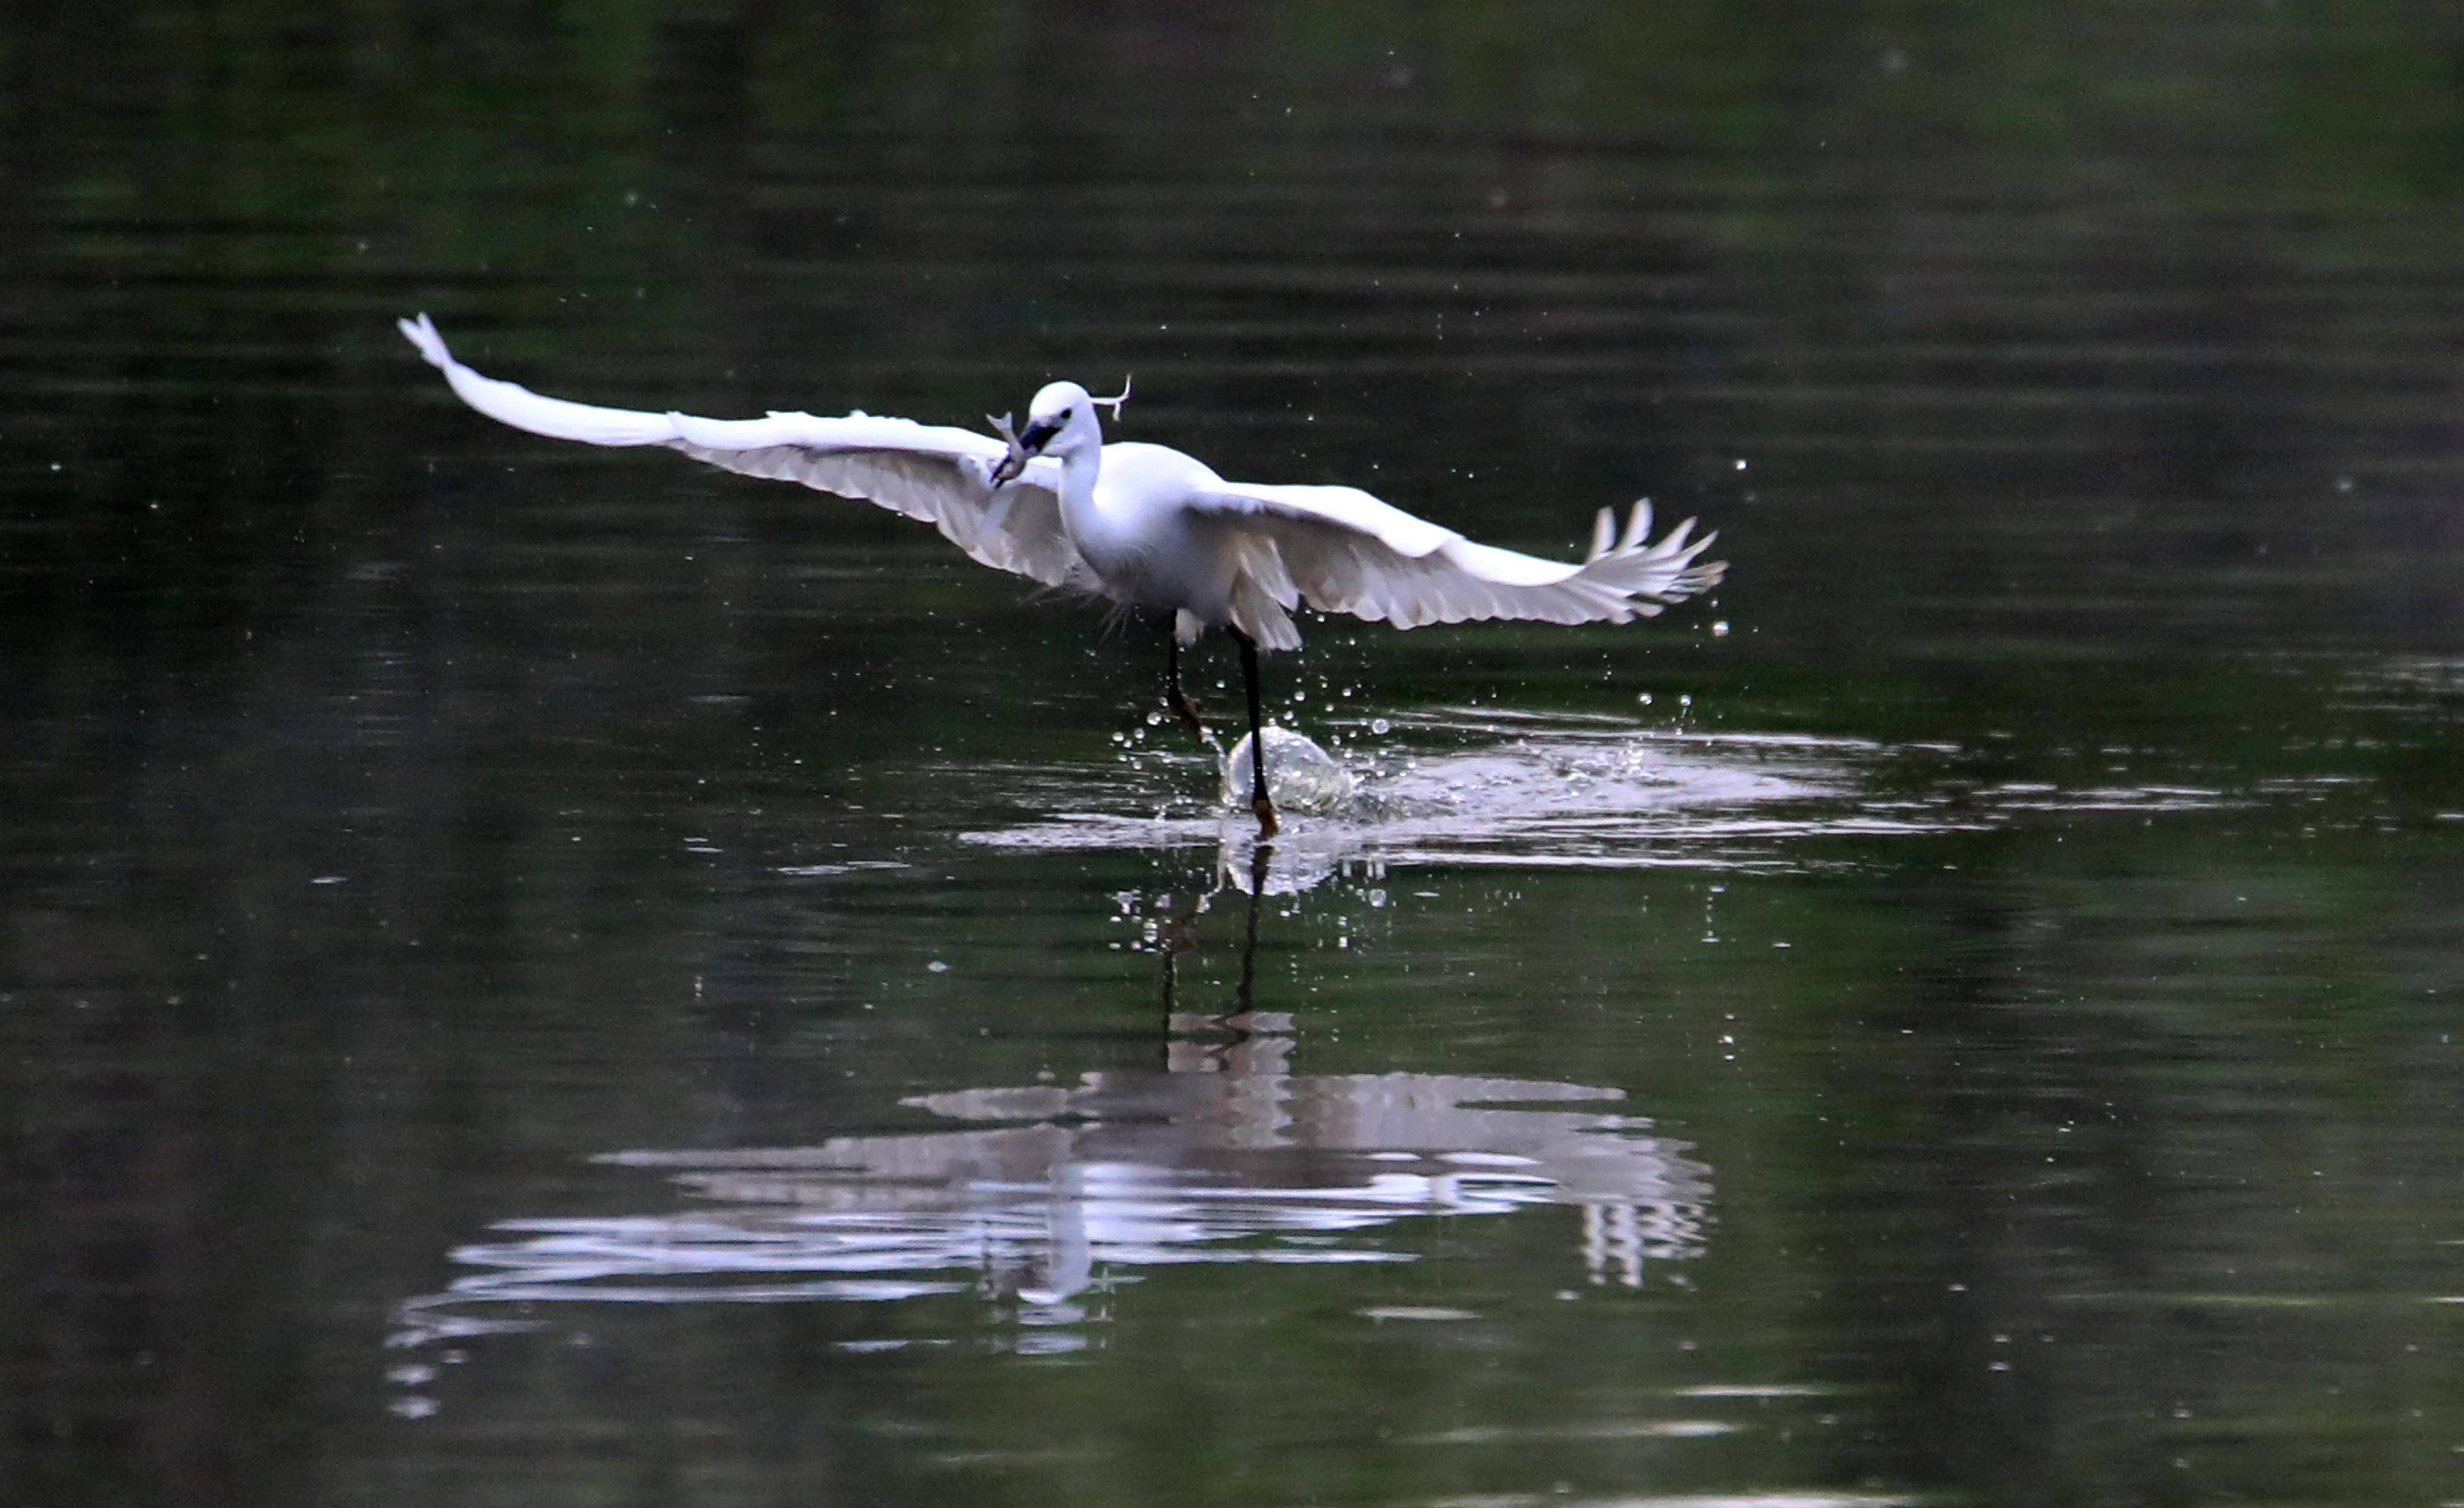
989 377 1130 484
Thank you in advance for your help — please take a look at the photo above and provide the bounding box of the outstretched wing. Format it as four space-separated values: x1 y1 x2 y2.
397 314 1092 590
1194 480 1723 645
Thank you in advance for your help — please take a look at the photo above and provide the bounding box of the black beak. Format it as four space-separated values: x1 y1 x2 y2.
990 415 1063 486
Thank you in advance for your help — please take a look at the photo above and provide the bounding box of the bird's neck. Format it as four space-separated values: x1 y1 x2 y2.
1054 445 1106 545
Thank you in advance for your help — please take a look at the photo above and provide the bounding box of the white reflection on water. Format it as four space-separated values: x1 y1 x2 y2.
966 707 2238 873
387 1022 1709 1392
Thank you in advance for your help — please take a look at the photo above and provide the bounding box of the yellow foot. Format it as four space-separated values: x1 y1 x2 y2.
1169 693 1205 740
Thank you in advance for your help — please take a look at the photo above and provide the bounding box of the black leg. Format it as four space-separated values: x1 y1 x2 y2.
1164 627 1204 740
1233 628 1278 836
1236 843 1267 1014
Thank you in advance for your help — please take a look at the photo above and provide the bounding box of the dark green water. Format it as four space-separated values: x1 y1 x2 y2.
8 5 2464 1506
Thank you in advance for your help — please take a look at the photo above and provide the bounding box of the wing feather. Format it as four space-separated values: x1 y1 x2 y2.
399 314 1090 590
1197 482 1724 632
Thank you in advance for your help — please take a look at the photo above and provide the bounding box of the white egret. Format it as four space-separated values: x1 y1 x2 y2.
397 315 1725 833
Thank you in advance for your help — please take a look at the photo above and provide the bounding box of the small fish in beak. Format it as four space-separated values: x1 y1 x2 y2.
988 412 1061 487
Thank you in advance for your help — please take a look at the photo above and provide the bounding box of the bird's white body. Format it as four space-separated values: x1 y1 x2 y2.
1068 441 1231 621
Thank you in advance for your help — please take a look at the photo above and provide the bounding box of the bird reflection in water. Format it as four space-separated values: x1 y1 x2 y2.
386 872 1710 1407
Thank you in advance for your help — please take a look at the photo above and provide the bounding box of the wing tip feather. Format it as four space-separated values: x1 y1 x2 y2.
1620 499 1653 552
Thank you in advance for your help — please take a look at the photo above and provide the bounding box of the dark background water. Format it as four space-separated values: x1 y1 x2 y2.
7 4 2464 1506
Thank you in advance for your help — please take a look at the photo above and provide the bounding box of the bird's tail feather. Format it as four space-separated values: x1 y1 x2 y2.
1228 575 1302 651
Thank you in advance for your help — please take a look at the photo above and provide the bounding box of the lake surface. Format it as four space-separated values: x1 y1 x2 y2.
7 5 2464 1506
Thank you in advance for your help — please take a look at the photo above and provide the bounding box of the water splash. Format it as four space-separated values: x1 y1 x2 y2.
961 705 2253 879
1221 726 1356 814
